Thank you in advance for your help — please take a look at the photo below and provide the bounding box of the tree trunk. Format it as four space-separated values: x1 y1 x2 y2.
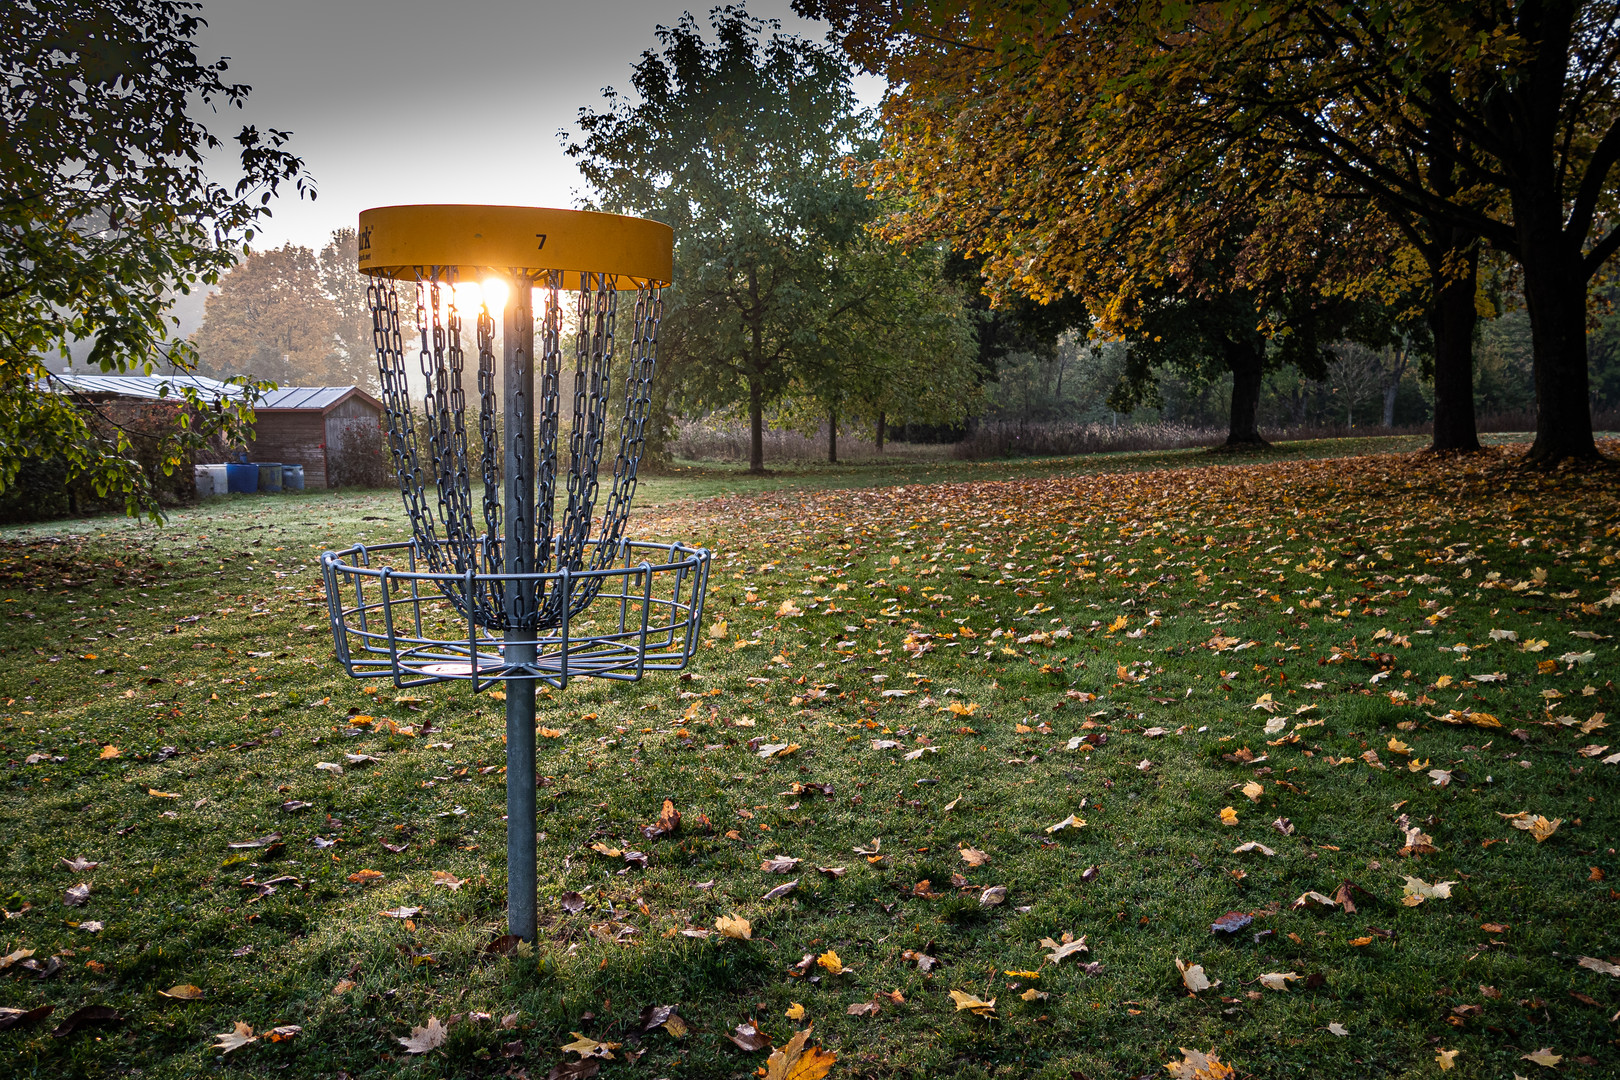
1516 206 1599 462
1382 380 1399 428
827 406 838 464
1427 235 1481 451
1224 336 1267 445
875 410 886 452
748 377 765 473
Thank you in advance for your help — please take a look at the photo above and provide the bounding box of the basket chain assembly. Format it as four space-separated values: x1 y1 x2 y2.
364 271 663 632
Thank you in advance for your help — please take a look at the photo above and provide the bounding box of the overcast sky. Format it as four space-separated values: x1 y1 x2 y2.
192 0 881 252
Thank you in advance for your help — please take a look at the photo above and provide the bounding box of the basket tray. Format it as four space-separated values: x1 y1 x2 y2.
321 537 710 691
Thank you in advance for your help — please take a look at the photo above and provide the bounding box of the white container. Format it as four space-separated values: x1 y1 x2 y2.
195 464 227 498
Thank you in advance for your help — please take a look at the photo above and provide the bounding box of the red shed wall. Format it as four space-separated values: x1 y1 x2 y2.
246 412 329 488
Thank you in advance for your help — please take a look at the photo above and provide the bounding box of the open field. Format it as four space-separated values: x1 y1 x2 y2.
1 438 1618 1079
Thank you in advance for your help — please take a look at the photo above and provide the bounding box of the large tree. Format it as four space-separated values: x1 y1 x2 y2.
567 6 887 472
192 243 346 385
1 0 311 514
807 1 1620 462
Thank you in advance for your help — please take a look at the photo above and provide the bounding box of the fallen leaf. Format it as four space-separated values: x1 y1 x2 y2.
762 1027 836 1080
1507 814 1563 842
1521 1049 1563 1068
1232 841 1276 856
762 855 801 873
948 990 997 1017
728 1021 771 1052
762 879 799 901
157 985 204 1000
0 1004 53 1031
1040 934 1090 963
716 913 752 940
1240 781 1264 802
960 847 990 867
98 745 120 760
1176 958 1218 993
333 979 357 995
846 1001 880 1016
558 1031 619 1059
1220 807 1239 826
346 869 384 885
147 788 180 799
817 949 847 975
1210 912 1252 934
1044 814 1084 833
380 906 421 919
431 870 464 891
1435 1048 1459 1070
1165 1047 1236 1079
212 1020 257 1053
902 948 938 972
314 762 343 775
63 883 89 907
1327 1022 1349 1036
1577 955 1620 976
785 1002 806 1020
1401 876 1457 906
59 856 98 872
227 833 283 850
1259 971 1302 991
979 885 1007 906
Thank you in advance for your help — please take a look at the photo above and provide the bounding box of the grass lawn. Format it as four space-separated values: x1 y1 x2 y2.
1 438 1617 1079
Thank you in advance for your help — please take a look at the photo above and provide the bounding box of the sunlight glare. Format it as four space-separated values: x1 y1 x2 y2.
480 277 511 313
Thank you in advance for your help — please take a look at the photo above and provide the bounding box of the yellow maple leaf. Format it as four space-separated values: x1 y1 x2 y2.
1220 806 1239 826
560 1032 620 1059
1165 1047 1235 1079
763 1027 836 1080
1240 781 1263 802
708 619 728 639
784 1002 806 1020
1435 1048 1459 1070
99 745 121 760
817 949 846 974
1521 1049 1562 1068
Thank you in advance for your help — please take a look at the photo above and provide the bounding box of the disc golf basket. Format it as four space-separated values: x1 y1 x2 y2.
320 205 710 939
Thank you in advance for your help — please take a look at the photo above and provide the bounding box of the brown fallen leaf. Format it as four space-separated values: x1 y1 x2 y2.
98 745 120 760
762 879 800 901
816 866 847 878
959 847 990 867
1 948 35 969
59 856 98 872
901 948 938 972
846 1001 880 1016
1521 1048 1562 1068
762 1027 835 1080
332 979 357 995
266 1025 301 1042
1577 955 1620 976
227 833 282 850
761 855 801 873
727 1021 772 1051
1435 1048 1459 1071
1401 876 1457 906
400 1017 449 1054
0 1004 53 1031
979 885 1007 906
63 883 89 907
431 870 464 890
347 869 384 885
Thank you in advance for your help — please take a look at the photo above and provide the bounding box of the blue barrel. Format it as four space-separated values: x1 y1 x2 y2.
225 463 258 494
282 464 305 491
255 463 283 492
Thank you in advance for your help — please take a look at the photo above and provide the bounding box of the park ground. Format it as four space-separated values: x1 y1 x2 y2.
1 435 1618 1079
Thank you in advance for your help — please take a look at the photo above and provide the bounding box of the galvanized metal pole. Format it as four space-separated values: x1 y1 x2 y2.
502 275 538 941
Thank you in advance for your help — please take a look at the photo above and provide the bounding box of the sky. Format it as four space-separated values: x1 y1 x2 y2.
191 0 882 253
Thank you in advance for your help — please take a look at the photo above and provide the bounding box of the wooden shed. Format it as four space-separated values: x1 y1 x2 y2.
247 386 384 489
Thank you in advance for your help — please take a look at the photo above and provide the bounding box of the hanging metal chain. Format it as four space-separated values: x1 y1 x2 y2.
365 268 664 632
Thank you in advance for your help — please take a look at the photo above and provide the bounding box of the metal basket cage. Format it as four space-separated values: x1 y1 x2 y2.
322 537 710 691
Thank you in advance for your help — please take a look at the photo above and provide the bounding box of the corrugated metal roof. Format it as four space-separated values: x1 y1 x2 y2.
50 372 242 401
48 375 375 413
257 387 360 410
